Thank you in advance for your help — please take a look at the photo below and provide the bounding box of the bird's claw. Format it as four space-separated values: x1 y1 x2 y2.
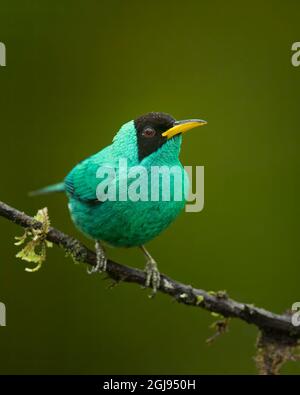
144 259 160 295
87 241 107 274
88 255 107 274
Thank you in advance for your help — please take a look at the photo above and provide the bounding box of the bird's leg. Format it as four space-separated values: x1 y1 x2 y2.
140 245 161 294
87 240 107 274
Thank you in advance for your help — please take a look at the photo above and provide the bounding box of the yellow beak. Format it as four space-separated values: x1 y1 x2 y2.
162 119 207 139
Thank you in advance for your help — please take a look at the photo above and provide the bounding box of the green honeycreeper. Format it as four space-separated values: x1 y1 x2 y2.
32 112 207 293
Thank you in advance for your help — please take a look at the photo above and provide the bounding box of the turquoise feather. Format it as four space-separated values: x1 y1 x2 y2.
65 120 189 247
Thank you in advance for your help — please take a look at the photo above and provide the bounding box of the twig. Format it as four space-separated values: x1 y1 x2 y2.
0 200 299 345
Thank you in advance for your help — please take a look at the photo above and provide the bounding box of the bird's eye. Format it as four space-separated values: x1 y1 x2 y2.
142 128 156 138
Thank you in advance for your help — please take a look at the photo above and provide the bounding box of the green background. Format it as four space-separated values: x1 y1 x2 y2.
0 0 299 374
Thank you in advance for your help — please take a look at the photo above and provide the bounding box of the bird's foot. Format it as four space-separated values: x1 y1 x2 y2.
140 245 161 296
87 240 107 274
144 258 161 296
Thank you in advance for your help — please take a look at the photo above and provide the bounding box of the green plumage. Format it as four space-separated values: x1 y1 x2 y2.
32 113 205 250
65 120 188 246
32 112 206 290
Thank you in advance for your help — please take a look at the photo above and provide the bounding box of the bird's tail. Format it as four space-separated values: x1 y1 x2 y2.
29 182 65 196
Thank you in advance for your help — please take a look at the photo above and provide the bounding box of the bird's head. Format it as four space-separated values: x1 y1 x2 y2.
113 112 207 163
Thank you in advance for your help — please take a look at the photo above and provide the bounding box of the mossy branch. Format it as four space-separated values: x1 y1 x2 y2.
0 200 299 374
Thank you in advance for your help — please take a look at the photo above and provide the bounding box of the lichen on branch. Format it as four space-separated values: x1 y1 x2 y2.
0 200 300 374
15 207 52 272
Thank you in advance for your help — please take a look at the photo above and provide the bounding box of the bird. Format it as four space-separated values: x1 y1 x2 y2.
31 112 207 293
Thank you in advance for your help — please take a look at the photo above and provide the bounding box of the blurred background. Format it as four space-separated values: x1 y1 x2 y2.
0 0 299 374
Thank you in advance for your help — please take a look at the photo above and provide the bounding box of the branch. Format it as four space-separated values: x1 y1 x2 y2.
0 200 299 347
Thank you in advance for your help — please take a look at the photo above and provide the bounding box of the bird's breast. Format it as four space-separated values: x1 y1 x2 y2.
68 163 189 247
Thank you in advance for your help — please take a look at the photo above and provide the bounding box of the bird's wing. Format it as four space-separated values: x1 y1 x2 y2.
64 146 116 203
